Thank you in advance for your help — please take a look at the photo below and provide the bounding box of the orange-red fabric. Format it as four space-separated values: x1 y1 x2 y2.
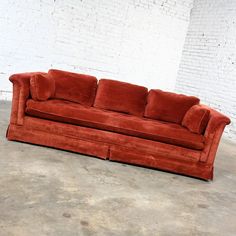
23 116 201 162
109 145 213 180
7 72 231 180
30 74 55 101
93 79 148 116
182 105 210 134
9 72 46 125
145 89 200 124
25 99 205 150
7 123 108 160
8 122 214 179
48 69 97 106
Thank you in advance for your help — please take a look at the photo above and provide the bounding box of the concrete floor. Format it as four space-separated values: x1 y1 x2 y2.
0 101 236 236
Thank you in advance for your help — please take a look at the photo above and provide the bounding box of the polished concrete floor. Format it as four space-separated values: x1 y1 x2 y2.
0 101 236 236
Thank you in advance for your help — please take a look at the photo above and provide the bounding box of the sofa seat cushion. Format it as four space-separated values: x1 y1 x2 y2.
25 99 205 150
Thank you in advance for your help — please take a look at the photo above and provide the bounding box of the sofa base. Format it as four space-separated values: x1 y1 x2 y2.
7 124 109 160
7 122 213 180
109 146 213 180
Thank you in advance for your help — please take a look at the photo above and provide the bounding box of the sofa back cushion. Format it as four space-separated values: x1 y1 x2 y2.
144 89 200 124
93 79 148 116
182 105 210 134
30 74 55 101
48 69 97 106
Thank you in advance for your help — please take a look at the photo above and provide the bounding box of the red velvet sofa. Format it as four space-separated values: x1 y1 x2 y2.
6 69 231 180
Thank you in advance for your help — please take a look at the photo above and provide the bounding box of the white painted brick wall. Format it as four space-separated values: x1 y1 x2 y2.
1 0 234 140
0 0 193 100
176 0 236 140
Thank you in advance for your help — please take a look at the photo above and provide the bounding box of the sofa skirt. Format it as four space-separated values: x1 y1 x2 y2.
7 116 213 180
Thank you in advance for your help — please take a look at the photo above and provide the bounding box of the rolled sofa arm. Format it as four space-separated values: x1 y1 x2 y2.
9 72 44 125
200 105 231 164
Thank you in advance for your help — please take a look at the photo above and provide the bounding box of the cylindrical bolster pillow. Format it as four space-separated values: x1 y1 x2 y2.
182 105 210 134
30 74 55 101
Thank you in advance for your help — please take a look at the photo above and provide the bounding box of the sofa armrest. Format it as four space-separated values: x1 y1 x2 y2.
9 72 44 125
200 105 230 164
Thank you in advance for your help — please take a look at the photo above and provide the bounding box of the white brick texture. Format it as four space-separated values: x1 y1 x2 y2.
176 0 236 140
0 0 193 100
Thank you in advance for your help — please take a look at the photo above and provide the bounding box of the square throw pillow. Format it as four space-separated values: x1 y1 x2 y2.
48 69 97 106
30 73 55 101
144 89 200 124
182 105 210 134
93 79 148 116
